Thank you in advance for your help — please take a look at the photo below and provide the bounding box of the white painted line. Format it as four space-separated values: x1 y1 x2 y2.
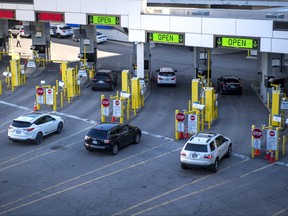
0 101 30 111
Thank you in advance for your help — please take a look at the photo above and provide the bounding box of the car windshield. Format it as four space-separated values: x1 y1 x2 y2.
87 129 109 139
184 143 208 152
12 121 32 128
159 72 175 76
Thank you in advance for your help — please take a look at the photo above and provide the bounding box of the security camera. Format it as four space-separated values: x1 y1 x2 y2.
268 78 274 82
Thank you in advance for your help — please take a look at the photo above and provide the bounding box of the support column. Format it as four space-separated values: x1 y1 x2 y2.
136 42 145 79
260 52 269 104
193 47 200 78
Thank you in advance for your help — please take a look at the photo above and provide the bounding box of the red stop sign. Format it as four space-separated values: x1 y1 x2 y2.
176 113 185 122
47 89 52 94
269 130 275 137
115 100 120 106
190 115 196 121
252 128 263 139
36 87 44 95
102 98 110 107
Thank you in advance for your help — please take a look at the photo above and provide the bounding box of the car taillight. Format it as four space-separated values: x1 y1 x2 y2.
180 151 186 156
105 79 111 82
104 140 110 144
204 154 212 159
62 30 66 33
24 128 35 132
20 29 24 32
158 77 163 80
172 77 176 80
8 125 13 130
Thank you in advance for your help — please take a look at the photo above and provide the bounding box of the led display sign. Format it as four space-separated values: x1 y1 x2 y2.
0 9 16 19
88 15 120 26
215 36 259 50
0 0 33 3
36 12 64 22
147 32 184 45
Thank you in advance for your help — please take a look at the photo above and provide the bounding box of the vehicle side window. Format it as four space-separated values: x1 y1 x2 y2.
114 127 123 134
210 142 216 151
215 136 225 147
46 115 54 122
35 116 47 125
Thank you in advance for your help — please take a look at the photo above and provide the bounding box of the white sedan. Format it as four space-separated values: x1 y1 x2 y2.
8 112 64 145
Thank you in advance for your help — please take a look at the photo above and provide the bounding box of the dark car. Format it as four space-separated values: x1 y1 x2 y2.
91 69 117 91
84 123 141 155
217 75 242 95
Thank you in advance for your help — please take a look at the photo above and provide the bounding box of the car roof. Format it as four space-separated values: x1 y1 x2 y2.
222 75 240 80
187 132 218 145
159 67 175 72
93 123 120 131
13 112 46 123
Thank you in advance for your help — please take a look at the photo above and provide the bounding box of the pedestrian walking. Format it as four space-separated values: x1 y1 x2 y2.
16 33 21 47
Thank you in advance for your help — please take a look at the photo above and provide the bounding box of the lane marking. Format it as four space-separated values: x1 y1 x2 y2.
0 125 93 170
112 158 250 216
0 101 30 111
0 145 178 215
129 163 275 216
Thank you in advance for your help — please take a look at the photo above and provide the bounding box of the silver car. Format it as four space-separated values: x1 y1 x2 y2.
180 132 232 172
156 67 177 86
8 25 31 38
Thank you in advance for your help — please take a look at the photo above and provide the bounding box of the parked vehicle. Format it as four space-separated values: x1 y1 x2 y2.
84 123 141 155
156 67 177 86
50 24 74 38
8 112 64 145
217 75 242 95
180 132 232 172
91 69 117 91
72 30 107 44
8 25 31 38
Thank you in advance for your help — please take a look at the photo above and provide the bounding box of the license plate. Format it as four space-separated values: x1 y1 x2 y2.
16 129 21 134
93 140 98 144
99 80 104 84
191 153 198 158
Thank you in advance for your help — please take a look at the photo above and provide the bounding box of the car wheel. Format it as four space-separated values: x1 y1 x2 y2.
56 33 62 39
225 145 232 158
212 158 219 173
111 143 119 155
134 133 141 144
34 132 43 145
181 163 188 169
56 122 63 134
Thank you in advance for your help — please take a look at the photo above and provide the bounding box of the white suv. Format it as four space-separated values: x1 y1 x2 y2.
180 132 232 172
8 112 64 145
50 25 74 38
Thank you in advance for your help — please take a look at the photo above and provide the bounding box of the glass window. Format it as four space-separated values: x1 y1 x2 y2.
210 142 216 151
12 121 31 128
184 143 208 152
87 129 108 139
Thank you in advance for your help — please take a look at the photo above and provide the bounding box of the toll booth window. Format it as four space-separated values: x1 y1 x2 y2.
273 21 288 31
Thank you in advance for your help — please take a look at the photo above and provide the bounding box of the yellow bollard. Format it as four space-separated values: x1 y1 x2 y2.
101 95 106 123
0 80 2 95
251 125 255 158
61 92 64 108
282 135 286 156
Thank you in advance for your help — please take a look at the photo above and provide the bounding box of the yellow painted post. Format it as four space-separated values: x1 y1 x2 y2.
66 68 76 99
204 87 214 129
101 94 105 123
53 86 57 111
207 49 211 87
251 125 255 158
122 70 129 92
61 92 64 108
55 80 59 94
89 69 94 79
271 89 280 127
127 97 130 121
120 98 124 124
61 61 69 83
191 79 199 105
0 80 2 95
267 92 270 109
175 110 179 140
131 78 140 110
67 88 70 103
275 127 279 161
282 135 286 156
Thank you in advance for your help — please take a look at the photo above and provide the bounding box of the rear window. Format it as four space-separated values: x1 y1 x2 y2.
224 78 240 83
184 143 208 152
159 72 175 76
12 121 32 128
87 128 109 139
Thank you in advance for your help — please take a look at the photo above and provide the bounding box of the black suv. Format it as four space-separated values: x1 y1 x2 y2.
84 123 141 155
217 75 242 95
91 69 117 91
